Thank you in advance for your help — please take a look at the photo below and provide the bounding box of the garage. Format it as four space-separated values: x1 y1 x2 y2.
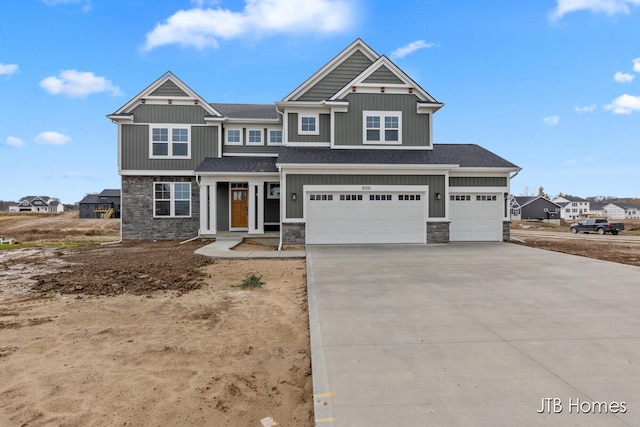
449 193 503 241
304 186 428 244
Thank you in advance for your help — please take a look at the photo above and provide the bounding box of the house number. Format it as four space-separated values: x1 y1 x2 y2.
362 186 371 190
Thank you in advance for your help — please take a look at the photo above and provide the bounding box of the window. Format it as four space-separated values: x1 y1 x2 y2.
339 194 363 201
154 182 191 217
399 194 421 201
309 194 333 201
363 111 402 144
299 114 319 135
151 126 190 158
226 129 242 145
268 129 283 145
369 194 393 201
267 183 280 199
247 129 263 145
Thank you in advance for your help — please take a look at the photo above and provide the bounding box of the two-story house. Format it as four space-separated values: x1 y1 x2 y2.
552 195 590 220
9 196 64 213
78 189 121 219
108 39 520 245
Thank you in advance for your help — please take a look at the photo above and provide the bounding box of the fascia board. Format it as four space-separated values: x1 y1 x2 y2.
276 163 460 172
120 170 195 176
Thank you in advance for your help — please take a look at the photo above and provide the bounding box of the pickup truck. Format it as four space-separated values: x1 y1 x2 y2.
570 219 624 235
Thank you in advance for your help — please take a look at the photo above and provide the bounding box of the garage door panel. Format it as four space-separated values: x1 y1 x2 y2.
305 191 426 244
450 193 502 242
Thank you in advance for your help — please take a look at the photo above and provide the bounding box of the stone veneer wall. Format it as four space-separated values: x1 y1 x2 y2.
503 221 511 242
427 221 450 243
122 176 199 240
282 223 306 245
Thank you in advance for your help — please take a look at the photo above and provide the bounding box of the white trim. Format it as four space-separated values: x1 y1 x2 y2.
285 142 331 147
331 144 429 150
223 118 280 124
221 152 279 157
149 124 191 159
225 127 243 146
121 170 195 176
153 181 192 218
267 128 283 146
362 110 402 145
246 128 264 146
298 113 319 135
277 164 459 173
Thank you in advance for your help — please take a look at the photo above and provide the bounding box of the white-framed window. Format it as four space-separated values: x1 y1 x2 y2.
247 129 263 146
298 114 319 135
363 111 402 144
154 182 191 217
267 182 280 199
268 129 283 145
225 128 242 145
150 125 190 158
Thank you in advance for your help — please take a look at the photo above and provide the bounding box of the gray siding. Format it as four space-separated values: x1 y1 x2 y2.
223 145 280 155
285 174 445 218
216 182 229 231
521 198 561 220
334 93 430 147
363 66 404 84
449 177 507 187
132 105 207 124
287 113 331 143
298 50 373 101
121 175 199 240
149 80 188 97
121 124 218 171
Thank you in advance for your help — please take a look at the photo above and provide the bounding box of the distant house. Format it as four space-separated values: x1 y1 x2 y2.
512 196 562 223
79 189 121 219
599 202 640 220
8 196 64 213
552 195 590 220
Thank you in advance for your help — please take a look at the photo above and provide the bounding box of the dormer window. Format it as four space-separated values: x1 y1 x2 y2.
363 111 401 144
150 125 190 158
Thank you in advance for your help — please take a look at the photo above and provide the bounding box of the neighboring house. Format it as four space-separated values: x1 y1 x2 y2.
513 196 562 223
600 203 640 220
108 39 520 244
552 195 590 220
79 189 121 219
8 196 64 213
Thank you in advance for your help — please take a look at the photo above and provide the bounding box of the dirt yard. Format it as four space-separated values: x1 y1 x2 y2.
0 214 312 426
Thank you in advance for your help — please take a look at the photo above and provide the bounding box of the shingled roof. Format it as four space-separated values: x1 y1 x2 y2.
195 156 278 173
210 103 279 120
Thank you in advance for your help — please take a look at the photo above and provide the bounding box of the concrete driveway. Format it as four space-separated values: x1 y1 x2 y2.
306 243 640 426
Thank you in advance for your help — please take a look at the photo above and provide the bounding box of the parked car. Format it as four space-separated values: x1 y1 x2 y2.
570 219 624 235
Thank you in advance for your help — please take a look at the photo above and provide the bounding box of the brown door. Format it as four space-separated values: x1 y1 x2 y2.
231 189 248 228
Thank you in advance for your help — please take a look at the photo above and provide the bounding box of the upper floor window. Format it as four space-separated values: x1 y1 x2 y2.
268 129 283 145
150 125 190 158
299 114 319 135
247 129 263 145
154 182 191 217
363 111 402 145
226 128 242 145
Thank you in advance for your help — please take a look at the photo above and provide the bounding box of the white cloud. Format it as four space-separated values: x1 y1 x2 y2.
144 0 354 51
633 57 640 72
390 40 436 60
604 94 640 114
40 70 121 97
0 63 19 75
575 104 596 112
614 71 635 83
549 0 640 19
35 131 71 145
543 116 561 125
5 136 24 147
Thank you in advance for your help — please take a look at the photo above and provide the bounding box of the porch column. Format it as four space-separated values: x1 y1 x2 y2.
248 180 264 234
210 181 217 234
199 180 217 235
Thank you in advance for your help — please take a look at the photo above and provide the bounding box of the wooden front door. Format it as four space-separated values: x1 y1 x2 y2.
231 189 248 228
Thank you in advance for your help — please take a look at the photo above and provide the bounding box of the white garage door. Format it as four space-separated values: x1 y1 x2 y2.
305 190 427 244
449 193 503 241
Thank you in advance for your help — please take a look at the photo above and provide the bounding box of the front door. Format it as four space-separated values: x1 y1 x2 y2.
231 189 248 228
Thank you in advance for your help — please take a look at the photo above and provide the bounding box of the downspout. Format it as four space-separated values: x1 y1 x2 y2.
180 173 202 245
276 106 285 252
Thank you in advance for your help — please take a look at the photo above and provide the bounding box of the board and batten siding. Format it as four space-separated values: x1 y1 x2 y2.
121 124 218 170
334 93 430 147
449 177 507 187
297 50 374 101
285 174 445 219
287 113 331 143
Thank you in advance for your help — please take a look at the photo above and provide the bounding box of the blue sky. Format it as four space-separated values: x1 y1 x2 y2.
1 0 639 204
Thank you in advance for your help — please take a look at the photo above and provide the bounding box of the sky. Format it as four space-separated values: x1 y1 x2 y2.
1 0 639 204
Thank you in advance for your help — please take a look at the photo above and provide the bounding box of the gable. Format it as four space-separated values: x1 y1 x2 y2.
296 50 374 101
149 80 188 97
362 65 404 84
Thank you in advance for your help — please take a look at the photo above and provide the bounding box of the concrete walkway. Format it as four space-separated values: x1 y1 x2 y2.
306 243 640 426
194 237 305 259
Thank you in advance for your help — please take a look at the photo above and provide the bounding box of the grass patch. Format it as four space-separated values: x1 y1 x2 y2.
234 274 265 289
0 242 95 251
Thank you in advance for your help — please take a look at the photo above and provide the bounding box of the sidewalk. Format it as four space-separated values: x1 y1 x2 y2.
194 237 306 259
